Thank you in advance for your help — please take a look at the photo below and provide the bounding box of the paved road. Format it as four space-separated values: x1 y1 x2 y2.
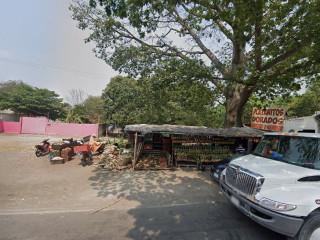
0 198 285 240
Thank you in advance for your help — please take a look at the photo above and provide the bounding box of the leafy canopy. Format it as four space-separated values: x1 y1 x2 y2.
71 0 320 126
102 75 224 128
102 76 139 127
0 80 67 120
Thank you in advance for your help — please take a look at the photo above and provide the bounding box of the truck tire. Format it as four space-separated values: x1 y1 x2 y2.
289 212 320 240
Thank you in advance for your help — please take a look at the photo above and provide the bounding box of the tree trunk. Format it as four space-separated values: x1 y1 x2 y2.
224 85 252 128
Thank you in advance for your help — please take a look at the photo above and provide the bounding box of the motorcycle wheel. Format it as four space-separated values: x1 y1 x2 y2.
80 155 87 167
35 149 42 157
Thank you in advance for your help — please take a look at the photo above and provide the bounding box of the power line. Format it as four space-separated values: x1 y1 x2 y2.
0 57 116 79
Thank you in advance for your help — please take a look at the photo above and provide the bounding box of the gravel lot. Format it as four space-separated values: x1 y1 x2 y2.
0 133 285 239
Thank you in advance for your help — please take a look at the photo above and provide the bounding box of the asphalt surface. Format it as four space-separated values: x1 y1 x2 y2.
0 134 286 240
0 201 285 240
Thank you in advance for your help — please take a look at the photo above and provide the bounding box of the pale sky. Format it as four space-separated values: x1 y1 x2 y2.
0 0 119 101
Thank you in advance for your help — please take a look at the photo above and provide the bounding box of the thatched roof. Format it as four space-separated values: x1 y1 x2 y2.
124 124 264 138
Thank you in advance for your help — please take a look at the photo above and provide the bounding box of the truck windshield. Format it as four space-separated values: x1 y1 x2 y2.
253 135 320 170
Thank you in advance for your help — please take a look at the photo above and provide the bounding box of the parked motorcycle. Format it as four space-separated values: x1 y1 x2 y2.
35 139 50 157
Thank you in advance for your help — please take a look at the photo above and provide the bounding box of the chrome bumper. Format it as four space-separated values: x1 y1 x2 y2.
220 181 304 237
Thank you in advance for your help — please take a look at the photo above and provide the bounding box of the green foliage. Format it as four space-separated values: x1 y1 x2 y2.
286 81 320 118
0 80 67 120
83 96 105 123
102 75 224 128
64 95 105 124
101 76 139 127
116 137 126 149
71 0 320 127
243 79 320 123
65 105 86 123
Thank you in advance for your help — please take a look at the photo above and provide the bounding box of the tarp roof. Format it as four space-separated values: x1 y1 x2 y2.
124 124 264 138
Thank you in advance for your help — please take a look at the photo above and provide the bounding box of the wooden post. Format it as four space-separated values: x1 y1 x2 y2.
247 138 253 153
133 132 138 170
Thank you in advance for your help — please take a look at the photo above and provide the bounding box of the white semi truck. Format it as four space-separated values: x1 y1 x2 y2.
283 112 320 133
220 132 320 239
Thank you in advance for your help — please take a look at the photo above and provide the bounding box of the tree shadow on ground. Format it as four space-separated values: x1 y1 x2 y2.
88 168 285 240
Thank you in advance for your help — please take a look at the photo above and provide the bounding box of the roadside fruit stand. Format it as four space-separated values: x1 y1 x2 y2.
124 124 263 169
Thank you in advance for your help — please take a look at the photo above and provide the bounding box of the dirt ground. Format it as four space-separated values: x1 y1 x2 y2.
0 133 218 212
0 133 285 240
0 134 130 211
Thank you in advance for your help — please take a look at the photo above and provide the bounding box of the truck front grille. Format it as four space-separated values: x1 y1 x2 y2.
225 164 264 197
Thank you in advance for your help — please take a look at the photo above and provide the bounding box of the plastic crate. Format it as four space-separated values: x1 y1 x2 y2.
73 144 90 153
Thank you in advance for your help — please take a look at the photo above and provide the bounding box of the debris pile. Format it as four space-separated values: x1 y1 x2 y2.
89 136 105 153
96 145 131 171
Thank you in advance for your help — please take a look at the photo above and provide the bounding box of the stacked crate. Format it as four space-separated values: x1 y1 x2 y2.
61 147 73 162
50 141 70 159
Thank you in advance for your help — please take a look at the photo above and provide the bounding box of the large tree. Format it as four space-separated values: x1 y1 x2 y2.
71 0 320 127
102 76 139 127
0 80 67 120
83 96 105 123
102 75 223 127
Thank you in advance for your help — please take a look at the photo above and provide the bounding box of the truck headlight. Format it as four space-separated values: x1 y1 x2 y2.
259 198 297 211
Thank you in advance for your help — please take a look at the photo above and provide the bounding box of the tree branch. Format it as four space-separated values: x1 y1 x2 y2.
109 22 226 89
200 1 234 27
254 1 263 71
170 7 228 76
248 59 314 91
266 60 314 79
260 45 305 72
181 3 234 42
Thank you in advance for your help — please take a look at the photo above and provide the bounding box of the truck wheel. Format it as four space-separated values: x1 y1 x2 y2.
289 212 320 240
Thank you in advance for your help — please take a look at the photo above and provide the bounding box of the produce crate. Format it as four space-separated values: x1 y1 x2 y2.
73 144 90 153
51 142 69 151
61 147 73 162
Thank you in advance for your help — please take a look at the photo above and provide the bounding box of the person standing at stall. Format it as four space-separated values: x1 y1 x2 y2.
236 144 245 153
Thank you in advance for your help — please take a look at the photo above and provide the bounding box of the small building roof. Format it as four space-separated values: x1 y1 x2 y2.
124 124 264 138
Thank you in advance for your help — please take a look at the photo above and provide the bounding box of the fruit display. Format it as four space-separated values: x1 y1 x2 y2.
173 135 235 165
